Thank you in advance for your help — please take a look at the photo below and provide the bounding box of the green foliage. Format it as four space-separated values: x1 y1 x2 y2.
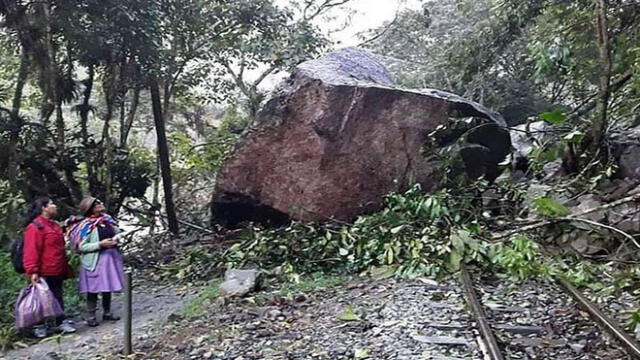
0 180 25 242
221 184 571 286
182 279 222 318
171 109 242 177
539 109 566 126
337 305 361 322
0 323 18 352
272 272 345 297
0 252 24 338
158 245 220 283
612 266 640 293
533 197 570 217
366 0 640 133
627 310 640 333
489 235 548 281
449 229 488 271
63 253 81 313
169 105 246 226
224 185 492 279
565 262 597 288
112 147 155 201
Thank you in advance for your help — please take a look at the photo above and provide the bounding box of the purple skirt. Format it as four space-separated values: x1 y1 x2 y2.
78 248 124 293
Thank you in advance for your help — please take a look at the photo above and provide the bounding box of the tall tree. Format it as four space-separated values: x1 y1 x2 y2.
150 77 179 234
592 0 613 151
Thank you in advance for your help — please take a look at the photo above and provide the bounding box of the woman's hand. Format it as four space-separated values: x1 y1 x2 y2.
30 273 39 285
99 239 118 248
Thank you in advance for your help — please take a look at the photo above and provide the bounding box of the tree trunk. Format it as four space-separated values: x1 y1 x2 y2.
4 50 30 235
162 79 174 124
592 0 612 152
38 0 57 125
101 62 119 209
120 85 141 148
7 50 29 175
193 106 206 142
11 51 29 118
149 156 161 235
79 64 100 196
150 77 179 235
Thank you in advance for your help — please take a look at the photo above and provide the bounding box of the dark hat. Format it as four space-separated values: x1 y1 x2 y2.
79 197 98 216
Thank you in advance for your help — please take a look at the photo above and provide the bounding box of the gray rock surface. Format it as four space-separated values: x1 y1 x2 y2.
220 269 259 297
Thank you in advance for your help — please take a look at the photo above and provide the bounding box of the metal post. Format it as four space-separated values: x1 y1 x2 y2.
124 271 132 356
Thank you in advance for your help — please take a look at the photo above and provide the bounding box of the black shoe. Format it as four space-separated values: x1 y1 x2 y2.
86 317 99 327
103 313 120 321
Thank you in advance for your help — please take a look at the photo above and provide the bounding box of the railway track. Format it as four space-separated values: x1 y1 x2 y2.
461 264 640 359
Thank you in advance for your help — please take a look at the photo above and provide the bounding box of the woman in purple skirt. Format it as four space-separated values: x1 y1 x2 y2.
67 197 124 327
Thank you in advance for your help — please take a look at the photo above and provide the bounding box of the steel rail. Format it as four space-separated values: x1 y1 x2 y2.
555 275 640 359
460 265 505 360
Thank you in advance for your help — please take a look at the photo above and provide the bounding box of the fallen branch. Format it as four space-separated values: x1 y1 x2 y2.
568 70 633 121
572 193 640 218
175 219 216 235
494 194 640 248
515 193 640 225
567 217 640 250
122 204 216 235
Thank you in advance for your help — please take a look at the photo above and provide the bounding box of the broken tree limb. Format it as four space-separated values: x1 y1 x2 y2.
515 193 640 225
571 193 640 218
567 70 633 121
495 194 640 247
175 219 215 234
494 216 640 250
122 204 216 235
568 217 640 250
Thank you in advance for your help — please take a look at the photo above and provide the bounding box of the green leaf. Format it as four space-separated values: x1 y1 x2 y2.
627 310 640 332
449 250 462 271
533 197 570 217
563 130 584 144
385 248 395 264
450 230 471 252
354 348 370 359
539 109 566 125
390 225 404 234
338 305 361 322
369 265 396 280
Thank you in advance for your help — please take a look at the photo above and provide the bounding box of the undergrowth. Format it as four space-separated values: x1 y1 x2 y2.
182 279 223 318
162 177 640 332
221 184 556 282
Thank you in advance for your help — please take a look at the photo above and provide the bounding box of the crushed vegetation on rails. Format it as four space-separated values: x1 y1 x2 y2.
113 174 640 360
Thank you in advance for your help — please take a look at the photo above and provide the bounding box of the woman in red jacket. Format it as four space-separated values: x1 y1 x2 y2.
23 197 76 337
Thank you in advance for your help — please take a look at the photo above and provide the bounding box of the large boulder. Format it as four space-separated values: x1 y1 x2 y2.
612 125 640 180
212 47 510 224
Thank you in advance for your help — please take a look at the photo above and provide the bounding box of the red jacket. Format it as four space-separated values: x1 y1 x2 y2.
23 216 70 277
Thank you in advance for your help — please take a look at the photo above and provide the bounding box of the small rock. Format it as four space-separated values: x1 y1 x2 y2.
570 343 585 353
572 194 604 222
542 159 564 180
220 269 259 297
494 325 545 335
424 322 468 331
619 143 640 180
412 335 470 346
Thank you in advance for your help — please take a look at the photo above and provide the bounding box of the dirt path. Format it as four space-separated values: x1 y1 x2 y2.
1 281 195 360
